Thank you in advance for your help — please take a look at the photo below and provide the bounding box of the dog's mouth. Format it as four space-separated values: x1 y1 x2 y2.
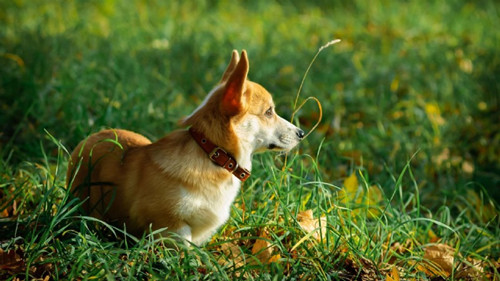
268 143 283 150
265 132 302 152
267 134 300 151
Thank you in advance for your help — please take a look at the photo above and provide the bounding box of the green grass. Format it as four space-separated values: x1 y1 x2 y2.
1 0 499 279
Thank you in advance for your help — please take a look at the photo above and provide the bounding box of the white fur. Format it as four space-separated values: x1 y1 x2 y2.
174 178 240 244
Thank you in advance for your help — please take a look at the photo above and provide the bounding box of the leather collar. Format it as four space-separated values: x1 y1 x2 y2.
189 127 251 182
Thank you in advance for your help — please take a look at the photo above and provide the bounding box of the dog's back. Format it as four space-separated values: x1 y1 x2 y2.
66 130 151 224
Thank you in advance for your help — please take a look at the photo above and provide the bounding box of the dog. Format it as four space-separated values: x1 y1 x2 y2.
66 50 304 245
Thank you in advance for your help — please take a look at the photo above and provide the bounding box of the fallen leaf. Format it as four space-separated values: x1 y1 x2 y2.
251 231 273 264
427 229 440 243
456 257 484 279
389 266 400 281
0 208 8 218
365 184 383 218
390 77 399 92
425 102 445 126
268 254 280 263
419 244 455 278
434 148 450 167
297 209 327 241
338 172 359 206
344 255 379 280
415 244 487 279
339 171 383 218
219 241 245 268
344 172 359 196
0 248 25 273
462 161 474 174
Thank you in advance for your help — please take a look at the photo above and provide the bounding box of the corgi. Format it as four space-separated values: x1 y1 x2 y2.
66 50 304 245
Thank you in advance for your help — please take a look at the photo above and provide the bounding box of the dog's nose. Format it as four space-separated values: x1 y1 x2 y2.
296 129 305 139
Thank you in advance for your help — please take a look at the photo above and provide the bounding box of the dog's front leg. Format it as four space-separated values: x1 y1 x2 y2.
175 222 193 244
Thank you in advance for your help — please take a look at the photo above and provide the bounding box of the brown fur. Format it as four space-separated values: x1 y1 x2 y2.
66 50 303 244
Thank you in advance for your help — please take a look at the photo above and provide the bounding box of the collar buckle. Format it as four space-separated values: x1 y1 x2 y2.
209 147 239 172
209 147 226 161
190 127 250 182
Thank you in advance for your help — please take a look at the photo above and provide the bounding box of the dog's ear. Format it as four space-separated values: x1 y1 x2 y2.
221 50 249 116
220 50 240 83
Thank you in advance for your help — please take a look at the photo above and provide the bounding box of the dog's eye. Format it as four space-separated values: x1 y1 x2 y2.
265 107 273 118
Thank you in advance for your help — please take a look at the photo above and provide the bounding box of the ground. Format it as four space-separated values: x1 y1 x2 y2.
0 0 499 280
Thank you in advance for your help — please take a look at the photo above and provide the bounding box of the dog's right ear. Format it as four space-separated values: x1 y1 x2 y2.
220 50 240 83
221 50 249 116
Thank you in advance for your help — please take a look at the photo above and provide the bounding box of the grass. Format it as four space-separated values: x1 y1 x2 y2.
1 0 499 279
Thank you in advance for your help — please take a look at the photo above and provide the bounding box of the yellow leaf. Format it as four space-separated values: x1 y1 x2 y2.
424 103 440 115
390 266 400 281
279 65 295 75
392 111 404 119
297 210 327 242
268 254 281 264
300 193 312 210
424 102 445 127
459 58 473 73
462 161 474 174
344 172 359 194
477 101 487 111
366 184 383 218
433 148 450 167
390 77 399 92
251 231 273 264
428 229 439 243
366 184 383 205
340 171 383 218
340 171 359 205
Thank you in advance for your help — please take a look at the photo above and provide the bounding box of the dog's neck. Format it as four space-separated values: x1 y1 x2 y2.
235 140 253 172
189 128 252 182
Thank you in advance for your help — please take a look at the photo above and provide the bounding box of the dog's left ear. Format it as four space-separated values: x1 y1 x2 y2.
220 50 240 83
221 50 249 116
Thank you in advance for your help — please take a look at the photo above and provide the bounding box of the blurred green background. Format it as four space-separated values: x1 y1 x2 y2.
1 0 499 204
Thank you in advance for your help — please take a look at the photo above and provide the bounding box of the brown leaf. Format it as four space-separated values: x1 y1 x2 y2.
297 210 327 241
251 230 279 265
433 148 450 167
455 257 485 279
415 244 487 279
418 244 455 277
0 188 17 218
0 248 25 273
0 208 8 218
219 241 246 268
343 255 379 280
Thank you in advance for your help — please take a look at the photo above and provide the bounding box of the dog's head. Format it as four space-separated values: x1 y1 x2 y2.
183 50 304 155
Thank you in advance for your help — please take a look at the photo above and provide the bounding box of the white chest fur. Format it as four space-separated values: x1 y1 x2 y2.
175 177 241 244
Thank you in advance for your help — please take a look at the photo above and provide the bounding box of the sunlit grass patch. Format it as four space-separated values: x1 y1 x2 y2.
1 0 499 279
